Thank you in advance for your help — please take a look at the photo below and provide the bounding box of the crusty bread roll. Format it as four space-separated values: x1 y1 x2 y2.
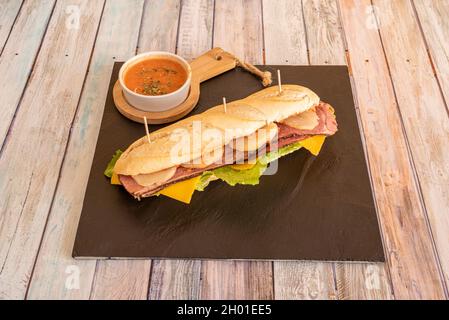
114 85 319 176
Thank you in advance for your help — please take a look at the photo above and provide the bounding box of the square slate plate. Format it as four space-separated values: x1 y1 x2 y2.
73 63 385 262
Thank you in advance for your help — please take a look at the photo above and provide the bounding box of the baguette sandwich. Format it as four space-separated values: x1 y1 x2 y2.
106 85 338 203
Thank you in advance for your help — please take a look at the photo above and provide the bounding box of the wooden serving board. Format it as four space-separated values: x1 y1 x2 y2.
73 63 385 262
113 48 238 124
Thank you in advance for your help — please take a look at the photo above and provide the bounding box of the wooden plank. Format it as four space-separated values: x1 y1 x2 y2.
373 0 449 293
274 262 336 300
304 0 393 300
413 0 449 106
338 0 446 299
213 0 264 64
201 261 273 299
146 0 212 300
0 0 105 300
0 0 23 54
263 0 335 300
303 0 346 65
335 263 393 299
262 0 308 64
26 0 144 300
90 260 151 300
177 0 214 61
0 0 55 149
338 263 393 300
149 260 201 300
199 0 273 300
138 0 180 54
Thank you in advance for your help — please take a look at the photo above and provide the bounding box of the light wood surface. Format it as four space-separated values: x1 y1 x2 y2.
303 0 346 65
149 260 201 300
339 0 446 299
177 0 214 61
0 0 448 300
374 0 449 289
262 0 307 64
335 264 393 300
138 0 180 55
0 0 104 299
274 262 337 300
0 0 23 54
0 0 55 147
213 0 263 64
26 0 144 300
201 261 273 300
413 0 449 106
90 260 151 300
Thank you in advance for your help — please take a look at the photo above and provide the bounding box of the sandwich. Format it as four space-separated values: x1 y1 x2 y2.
105 85 338 203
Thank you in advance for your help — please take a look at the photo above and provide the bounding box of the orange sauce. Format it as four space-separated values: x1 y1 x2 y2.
124 58 188 96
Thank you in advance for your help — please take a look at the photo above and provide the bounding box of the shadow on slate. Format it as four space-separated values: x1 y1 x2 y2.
73 63 385 262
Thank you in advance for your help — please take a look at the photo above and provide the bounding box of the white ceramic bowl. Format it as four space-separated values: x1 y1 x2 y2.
119 51 192 112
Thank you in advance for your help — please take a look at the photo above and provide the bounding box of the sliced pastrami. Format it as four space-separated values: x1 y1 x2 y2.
119 102 337 198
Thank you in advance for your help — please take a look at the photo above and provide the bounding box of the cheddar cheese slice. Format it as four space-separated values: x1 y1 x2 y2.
298 135 326 156
159 176 201 204
111 172 121 185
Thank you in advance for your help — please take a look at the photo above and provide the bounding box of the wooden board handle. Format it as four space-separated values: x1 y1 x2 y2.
189 47 237 83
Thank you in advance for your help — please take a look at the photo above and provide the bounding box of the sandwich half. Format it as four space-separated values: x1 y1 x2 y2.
106 85 338 203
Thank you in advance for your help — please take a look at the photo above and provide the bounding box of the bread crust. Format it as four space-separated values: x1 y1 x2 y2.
114 85 319 175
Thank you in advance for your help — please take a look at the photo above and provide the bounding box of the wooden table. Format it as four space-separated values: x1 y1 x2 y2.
0 0 448 300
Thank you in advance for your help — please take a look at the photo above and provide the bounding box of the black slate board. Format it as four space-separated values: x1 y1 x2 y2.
73 63 385 262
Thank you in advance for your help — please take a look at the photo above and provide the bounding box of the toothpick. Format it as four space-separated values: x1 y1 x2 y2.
143 116 151 143
223 97 227 113
277 69 282 94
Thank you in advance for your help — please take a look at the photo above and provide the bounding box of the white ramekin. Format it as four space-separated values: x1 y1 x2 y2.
119 51 192 112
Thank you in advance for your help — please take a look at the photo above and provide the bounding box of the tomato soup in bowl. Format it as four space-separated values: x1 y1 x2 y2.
119 52 191 112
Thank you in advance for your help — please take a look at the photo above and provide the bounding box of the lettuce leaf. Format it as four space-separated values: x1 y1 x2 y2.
211 161 268 186
104 150 123 178
195 171 215 191
195 143 303 190
259 142 303 165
